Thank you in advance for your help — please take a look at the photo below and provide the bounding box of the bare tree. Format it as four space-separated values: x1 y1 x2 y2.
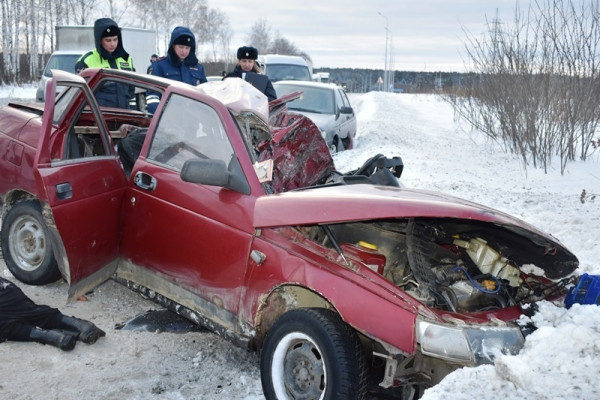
128 0 209 56
27 0 39 79
0 1 299 83
13 0 20 80
1 0 22 82
67 0 96 25
451 0 600 174
128 0 171 54
200 8 231 63
127 0 154 29
246 18 272 54
244 18 310 59
218 19 233 70
106 0 130 23
270 35 299 55
1 0 15 82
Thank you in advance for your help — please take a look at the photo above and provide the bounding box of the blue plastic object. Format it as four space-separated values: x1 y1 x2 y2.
564 273 600 308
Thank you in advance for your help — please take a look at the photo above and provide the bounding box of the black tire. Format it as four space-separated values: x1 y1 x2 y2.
0 200 61 285
260 308 368 400
328 141 338 154
341 136 353 151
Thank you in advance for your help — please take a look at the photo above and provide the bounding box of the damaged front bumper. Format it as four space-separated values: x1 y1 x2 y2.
375 315 526 390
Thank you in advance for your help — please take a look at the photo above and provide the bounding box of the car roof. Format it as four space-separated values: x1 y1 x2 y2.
49 50 85 55
273 80 341 90
258 54 309 66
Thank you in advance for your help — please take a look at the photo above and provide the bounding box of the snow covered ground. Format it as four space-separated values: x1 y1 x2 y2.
338 92 600 400
1 84 599 399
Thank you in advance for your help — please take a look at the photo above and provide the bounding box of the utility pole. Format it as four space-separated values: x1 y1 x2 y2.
378 12 389 92
387 32 394 92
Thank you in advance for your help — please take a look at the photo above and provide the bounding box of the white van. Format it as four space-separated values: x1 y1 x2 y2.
257 54 312 82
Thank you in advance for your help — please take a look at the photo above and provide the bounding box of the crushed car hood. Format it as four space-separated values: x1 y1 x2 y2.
254 184 534 227
253 183 578 278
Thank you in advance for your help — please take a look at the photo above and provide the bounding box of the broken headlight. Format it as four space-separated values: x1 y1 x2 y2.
415 316 525 364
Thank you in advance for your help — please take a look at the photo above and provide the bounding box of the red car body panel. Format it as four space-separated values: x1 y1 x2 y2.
0 69 579 392
0 110 40 194
36 160 126 283
119 159 255 315
243 228 422 353
254 184 518 227
32 74 126 284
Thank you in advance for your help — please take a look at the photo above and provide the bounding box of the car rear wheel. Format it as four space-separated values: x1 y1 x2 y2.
260 308 368 400
1 200 61 285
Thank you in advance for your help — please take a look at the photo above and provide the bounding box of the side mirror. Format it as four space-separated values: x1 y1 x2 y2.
180 157 250 195
339 106 353 114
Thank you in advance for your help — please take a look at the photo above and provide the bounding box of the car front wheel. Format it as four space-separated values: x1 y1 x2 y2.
328 141 339 154
260 308 368 400
1 200 60 285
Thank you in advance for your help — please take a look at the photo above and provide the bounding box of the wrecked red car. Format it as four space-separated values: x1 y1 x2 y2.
0 69 578 399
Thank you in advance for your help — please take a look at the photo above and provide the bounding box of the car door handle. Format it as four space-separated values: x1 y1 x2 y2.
133 171 157 191
55 182 72 200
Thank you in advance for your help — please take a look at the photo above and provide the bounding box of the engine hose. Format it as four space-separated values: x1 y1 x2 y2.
453 266 501 294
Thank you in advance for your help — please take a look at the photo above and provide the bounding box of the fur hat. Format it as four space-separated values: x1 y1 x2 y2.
237 46 258 60
173 35 193 46
100 24 119 38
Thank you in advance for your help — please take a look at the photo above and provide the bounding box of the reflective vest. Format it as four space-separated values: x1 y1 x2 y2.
76 50 135 108
77 49 134 71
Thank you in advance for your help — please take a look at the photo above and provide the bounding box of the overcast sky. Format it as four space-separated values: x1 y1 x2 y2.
216 0 531 71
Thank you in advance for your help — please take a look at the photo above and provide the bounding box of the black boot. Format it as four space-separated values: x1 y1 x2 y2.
29 327 77 351
59 315 106 344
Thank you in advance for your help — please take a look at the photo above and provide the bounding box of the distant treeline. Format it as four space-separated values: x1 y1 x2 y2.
205 63 476 94
208 63 474 94
310 68 475 94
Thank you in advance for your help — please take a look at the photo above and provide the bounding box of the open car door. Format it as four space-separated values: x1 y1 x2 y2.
34 70 128 299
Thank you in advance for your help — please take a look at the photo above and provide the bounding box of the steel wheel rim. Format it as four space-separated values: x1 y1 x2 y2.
328 143 337 155
271 331 326 400
8 214 47 271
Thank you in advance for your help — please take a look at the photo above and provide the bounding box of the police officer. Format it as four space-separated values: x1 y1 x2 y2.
224 46 277 101
146 27 207 113
147 53 158 74
151 26 207 85
75 18 135 108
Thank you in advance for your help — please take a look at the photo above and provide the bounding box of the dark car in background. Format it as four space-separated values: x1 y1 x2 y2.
274 80 357 153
